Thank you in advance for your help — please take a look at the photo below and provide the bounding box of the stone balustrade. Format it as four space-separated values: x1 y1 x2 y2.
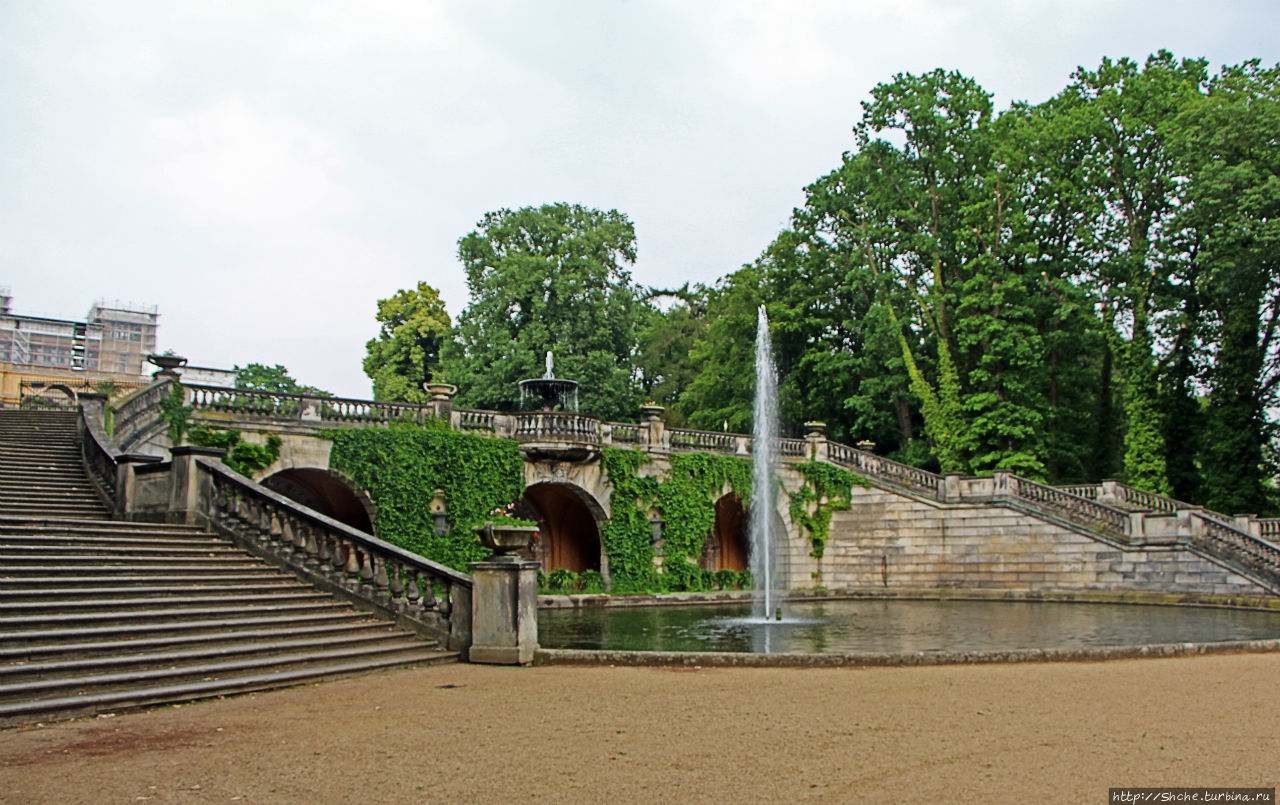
197 459 471 651
106 378 1280 593
826 441 944 497
513 411 601 444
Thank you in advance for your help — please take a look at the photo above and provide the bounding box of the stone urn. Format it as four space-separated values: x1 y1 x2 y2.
473 521 538 563
422 382 457 401
147 353 187 377
640 404 665 421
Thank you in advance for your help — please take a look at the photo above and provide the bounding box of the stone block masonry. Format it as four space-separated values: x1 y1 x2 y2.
792 486 1264 597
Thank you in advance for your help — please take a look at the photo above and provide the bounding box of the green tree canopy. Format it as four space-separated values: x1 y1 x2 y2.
442 203 646 422
234 363 330 396
362 282 452 403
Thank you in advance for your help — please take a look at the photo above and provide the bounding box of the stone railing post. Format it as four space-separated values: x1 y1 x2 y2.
167 445 226 525
991 469 1013 500
1099 479 1123 507
468 557 538 665
942 473 962 503
1234 514 1261 538
116 453 164 518
641 405 666 452
424 382 457 423
299 395 323 423
804 422 827 462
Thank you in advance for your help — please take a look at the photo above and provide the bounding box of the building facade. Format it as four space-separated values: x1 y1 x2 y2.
0 290 161 406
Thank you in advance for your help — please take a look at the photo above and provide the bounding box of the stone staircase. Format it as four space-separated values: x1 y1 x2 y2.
0 409 457 726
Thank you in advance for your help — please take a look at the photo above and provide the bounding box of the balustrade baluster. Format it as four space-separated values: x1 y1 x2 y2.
343 540 360 577
316 527 332 570
406 570 422 610
438 582 453 619
388 560 405 606
372 555 390 603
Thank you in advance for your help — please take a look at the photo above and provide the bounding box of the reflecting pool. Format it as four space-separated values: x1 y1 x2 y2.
538 599 1280 654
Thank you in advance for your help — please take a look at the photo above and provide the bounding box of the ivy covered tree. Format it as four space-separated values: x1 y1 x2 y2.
442 203 647 422
362 282 452 403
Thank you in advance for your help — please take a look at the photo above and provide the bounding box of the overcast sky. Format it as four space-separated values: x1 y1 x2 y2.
3 1 1277 398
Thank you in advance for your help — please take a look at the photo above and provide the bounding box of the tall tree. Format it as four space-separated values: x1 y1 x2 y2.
1044 52 1209 493
362 282 452 403
1172 61 1280 514
443 203 645 422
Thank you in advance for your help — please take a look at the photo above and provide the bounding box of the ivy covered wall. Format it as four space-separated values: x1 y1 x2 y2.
600 448 753 592
324 424 527 571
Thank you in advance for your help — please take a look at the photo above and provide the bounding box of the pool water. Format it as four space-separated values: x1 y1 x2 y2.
538 599 1280 654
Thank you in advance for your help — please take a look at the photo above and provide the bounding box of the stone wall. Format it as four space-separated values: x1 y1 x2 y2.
795 484 1265 597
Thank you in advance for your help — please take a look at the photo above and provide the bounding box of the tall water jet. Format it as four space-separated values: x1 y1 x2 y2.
750 304 782 621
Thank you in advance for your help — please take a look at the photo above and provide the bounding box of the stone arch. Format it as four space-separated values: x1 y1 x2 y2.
522 481 607 581
701 492 749 572
21 382 77 408
261 468 376 534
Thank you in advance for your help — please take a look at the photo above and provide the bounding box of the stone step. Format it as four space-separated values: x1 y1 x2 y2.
0 533 240 549
0 562 292 576
0 648 457 727
0 516 206 532
0 542 246 557
0 619 394 660
0 590 333 614
0 610 372 646
0 553 262 566
0 640 438 702
0 628 423 683
0 601 354 631
0 572 290 590
0 581 308 599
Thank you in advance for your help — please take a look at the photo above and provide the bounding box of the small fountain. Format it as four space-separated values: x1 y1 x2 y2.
519 352 579 411
750 305 784 623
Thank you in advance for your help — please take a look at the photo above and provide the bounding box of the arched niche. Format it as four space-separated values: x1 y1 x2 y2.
701 492 749 571
522 482 605 578
261 468 376 534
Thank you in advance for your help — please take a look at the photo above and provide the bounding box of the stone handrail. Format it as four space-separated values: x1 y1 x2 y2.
605 422 643 444
668 428 739 454
77 401 122 507
1055 485 1099 500
777 437 808 458
455 408 498 432
112 377 174 449
185 384 436 426
1192 515 1280 590
1260 519 1280 541
825 440 944 497
197 457 472 651
1005 475 1130 538
513 411 601 444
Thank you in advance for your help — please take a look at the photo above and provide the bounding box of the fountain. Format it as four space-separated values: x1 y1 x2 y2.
751 305 784 622
519 351 580 411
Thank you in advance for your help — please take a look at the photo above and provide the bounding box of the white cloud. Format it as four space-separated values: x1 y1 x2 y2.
142 98 357 225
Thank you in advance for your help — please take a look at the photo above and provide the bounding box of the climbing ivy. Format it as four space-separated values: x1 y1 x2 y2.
187 425 283 478
323 424 527 572
159 384 189 444
788 461 869 559
600 447 752 593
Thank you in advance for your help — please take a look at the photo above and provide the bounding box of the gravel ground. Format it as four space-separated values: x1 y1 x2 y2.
1 653 1275 804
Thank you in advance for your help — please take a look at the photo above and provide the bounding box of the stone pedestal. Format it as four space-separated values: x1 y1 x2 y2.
468 559 539 665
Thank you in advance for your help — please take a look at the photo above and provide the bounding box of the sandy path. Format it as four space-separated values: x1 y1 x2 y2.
1 653 1276 804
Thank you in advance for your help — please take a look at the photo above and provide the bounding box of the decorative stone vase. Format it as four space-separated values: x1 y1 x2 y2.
640 404 665 421
147 353 187 377
804 421 827 437
473 521 538 563
423 382 457 401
